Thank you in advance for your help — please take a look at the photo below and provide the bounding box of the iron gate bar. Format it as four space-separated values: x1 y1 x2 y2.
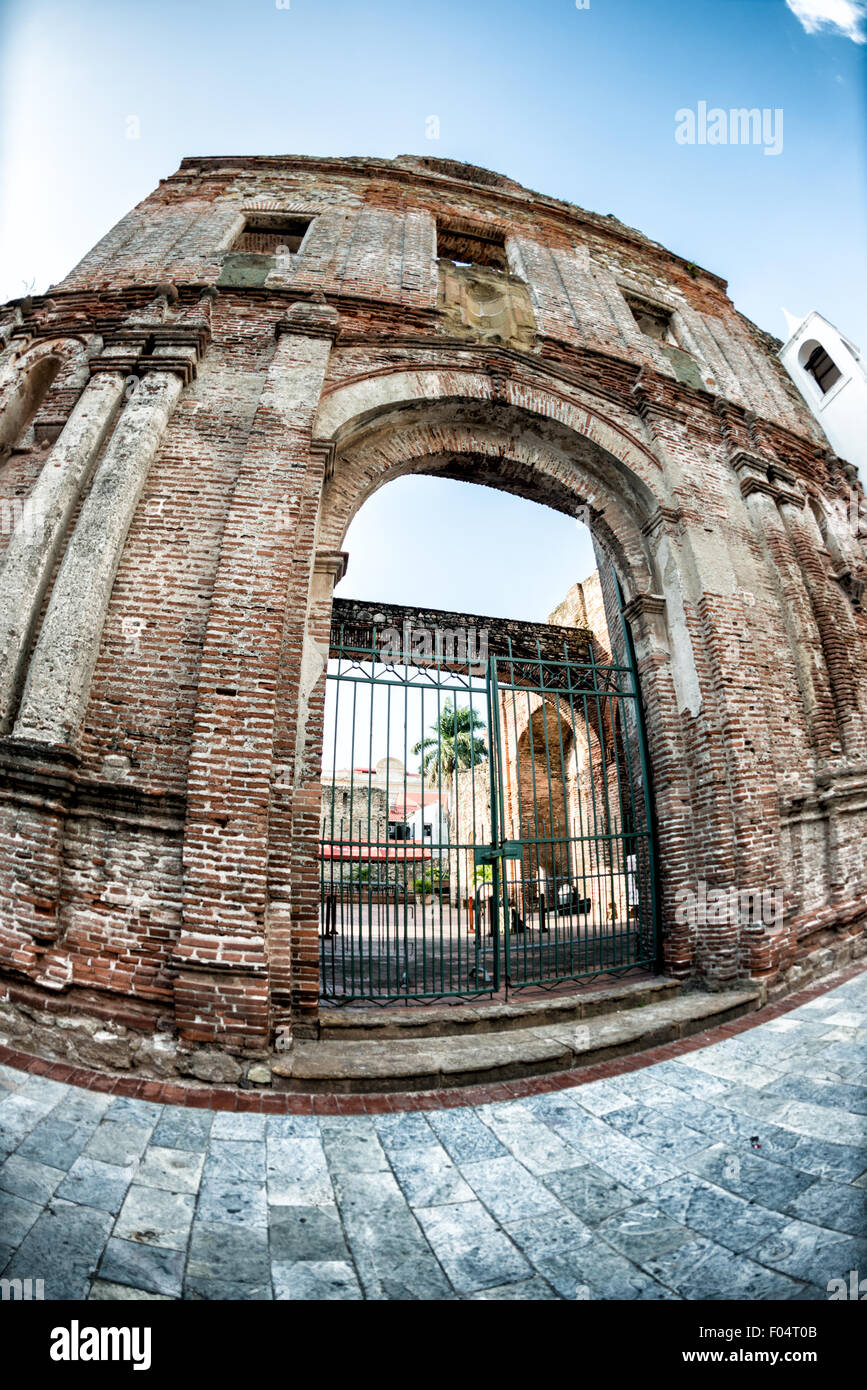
320 607 659 1005
488 631 657 993
320 625 497 1004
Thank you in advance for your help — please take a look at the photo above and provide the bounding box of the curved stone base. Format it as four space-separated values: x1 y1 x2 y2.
1 929 864 1094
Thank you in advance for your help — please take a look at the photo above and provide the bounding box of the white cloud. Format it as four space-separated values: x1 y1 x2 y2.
786 0 867 42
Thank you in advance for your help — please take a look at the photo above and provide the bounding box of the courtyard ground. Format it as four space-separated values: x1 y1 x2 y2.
1 970 865 1301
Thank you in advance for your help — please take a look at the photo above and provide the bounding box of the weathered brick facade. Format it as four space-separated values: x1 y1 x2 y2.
0 154 864 1075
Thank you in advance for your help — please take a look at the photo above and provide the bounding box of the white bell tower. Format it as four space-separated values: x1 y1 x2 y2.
779 309 867 479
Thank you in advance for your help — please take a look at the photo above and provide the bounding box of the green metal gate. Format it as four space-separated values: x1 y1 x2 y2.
319 606 658 1005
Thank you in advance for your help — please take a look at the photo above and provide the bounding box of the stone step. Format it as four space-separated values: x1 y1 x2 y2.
320 975 680 1040
274 986 762 1093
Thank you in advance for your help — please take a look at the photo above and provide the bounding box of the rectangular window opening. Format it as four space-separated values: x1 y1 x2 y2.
435 219 508 272
625 292 677 345
624 290 709 389
233 215 313 255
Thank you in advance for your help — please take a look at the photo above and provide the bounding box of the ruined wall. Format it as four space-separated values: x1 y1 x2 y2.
548 572 612 662
0 154 864 1069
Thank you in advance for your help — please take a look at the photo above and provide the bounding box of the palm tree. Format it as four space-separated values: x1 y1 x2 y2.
413 701 487 784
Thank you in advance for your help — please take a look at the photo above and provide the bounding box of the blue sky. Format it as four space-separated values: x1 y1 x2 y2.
1 0 864 621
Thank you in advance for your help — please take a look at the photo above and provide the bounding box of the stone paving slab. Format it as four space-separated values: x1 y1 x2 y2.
0 968 864 1301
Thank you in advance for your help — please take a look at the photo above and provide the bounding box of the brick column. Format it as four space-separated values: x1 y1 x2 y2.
175 298 340 1053
0 362 126 731
268 547 346 1038
634 386 775 986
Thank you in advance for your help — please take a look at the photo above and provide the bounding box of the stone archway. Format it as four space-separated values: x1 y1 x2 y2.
263 369 708 1034
0 335 90 460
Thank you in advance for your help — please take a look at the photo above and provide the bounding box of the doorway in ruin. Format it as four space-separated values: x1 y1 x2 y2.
317 479 659 1005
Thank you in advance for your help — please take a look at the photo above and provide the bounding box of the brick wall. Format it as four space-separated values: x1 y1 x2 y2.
0 154 864 1070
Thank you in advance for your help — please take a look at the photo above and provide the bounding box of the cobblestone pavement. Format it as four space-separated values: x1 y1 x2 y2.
1 972 865 1301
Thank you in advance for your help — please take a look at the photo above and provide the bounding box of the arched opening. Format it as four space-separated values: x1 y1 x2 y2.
798 338 842 395
0 352 62 460
311 407 664 1005
259 371 706 1030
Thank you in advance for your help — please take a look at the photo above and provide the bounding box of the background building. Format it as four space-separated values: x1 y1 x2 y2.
779 310 867 479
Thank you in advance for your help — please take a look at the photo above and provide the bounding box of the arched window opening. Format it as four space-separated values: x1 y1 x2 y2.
800 340 842 395
0 353 62 461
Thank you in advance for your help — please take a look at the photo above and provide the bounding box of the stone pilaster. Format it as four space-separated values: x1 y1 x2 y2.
13 354 194 747
778 495 866 758
0 362 127 730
